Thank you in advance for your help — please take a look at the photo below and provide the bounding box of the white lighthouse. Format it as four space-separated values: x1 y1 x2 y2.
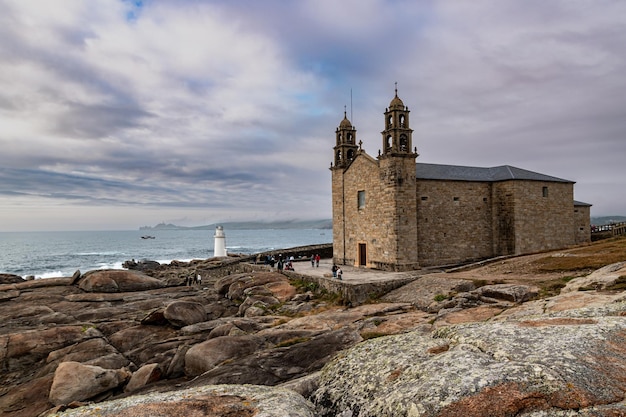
213 225 227 257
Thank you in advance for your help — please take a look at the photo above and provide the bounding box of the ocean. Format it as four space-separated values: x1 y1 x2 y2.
0 228 332 279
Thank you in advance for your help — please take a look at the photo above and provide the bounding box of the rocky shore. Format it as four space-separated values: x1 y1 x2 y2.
1 243 625 416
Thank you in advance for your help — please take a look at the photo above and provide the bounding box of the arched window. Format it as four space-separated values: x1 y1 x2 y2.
386 135 392 152
387 115 393 128
347 132 353 143
399 114 405 128
347 149 355 160
336 150 342 162
400 134 408 152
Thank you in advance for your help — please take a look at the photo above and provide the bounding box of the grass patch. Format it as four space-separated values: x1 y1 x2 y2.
433 294 448 302
290 278 320 293
275 337 312 348
536 275 583 298
533 237 626 273
318 288 343 305
361 331 388 340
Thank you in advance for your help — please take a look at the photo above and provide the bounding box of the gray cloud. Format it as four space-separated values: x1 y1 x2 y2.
0 0 624 231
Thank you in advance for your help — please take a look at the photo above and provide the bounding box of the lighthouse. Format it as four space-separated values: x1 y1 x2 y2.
213 226 227 257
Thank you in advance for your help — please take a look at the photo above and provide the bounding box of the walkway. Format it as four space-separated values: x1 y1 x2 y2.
288 258 424 285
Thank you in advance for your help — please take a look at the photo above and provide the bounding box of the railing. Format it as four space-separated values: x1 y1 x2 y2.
591 222 626 237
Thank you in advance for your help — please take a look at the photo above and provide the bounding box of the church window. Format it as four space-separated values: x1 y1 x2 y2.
336 150 342 162
358 190 366 209
347 149 355 160
453 197 460 201
387 115 393 127
542 186 549 197
400 135 408 152
347 132 353 143
399 114 405 127
386 135 392 151
421 196 428 201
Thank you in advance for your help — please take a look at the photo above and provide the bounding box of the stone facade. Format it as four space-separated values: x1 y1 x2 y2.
331 91 591 270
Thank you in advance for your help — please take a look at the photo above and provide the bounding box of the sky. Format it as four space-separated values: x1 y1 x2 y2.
1 0 625 232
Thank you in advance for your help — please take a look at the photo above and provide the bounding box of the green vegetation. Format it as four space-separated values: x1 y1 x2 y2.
360 331 389 340
536 276 581 298
290 278 320 293
433 294 448 302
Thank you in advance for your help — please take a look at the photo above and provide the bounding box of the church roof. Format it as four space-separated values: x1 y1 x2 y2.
339 111 353 129
389 94 405 110
415 163 574 183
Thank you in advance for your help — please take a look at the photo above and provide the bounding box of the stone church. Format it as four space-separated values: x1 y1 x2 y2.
330 89 591 271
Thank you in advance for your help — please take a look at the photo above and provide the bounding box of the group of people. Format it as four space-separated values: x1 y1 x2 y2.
258 252 345 279
331 264 343 280
310 254 321 267
277 257 294 272
185 273 202 286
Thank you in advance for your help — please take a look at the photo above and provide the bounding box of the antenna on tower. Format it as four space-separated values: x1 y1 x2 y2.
350 88 353 123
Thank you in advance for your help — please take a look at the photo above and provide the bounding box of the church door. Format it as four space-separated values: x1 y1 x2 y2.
358 243 367 266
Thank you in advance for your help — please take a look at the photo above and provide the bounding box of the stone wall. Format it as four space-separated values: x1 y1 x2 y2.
333 154 419 272
417 180 494 266
333 154 584 270
281 269 418 306
507 181 575 254
333 154 382 268
574 204 591 244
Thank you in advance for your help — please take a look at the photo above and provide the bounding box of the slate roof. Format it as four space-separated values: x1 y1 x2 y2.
415 163 574 183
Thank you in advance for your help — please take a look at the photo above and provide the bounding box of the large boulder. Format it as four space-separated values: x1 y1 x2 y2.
2 326 101 372
562 261 626 292
184 335 263 376
39 337 129 378
312 308 626 417
49 361 131 405
163 301 207 327
0 273 25 284
124 363 162 393
78 270 163 293
192 327 363 386
46 384 316 417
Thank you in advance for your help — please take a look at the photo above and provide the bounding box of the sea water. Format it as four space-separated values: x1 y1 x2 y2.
0 229 331 279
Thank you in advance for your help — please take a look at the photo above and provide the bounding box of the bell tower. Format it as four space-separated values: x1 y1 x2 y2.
377 85 419 271
380 84 418 159
333 109 358 169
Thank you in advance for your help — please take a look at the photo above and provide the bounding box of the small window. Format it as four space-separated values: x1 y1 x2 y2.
483 197 488 202
453 197 460 201
358 190 366 209
542 186 548 197
421 196 428 201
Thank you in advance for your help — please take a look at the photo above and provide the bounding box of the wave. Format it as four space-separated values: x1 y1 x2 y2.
74 251 126 256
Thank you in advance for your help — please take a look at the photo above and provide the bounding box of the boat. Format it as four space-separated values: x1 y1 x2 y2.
141 235 156 239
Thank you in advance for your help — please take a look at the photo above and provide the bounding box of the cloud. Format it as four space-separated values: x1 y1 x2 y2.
0 0 625 231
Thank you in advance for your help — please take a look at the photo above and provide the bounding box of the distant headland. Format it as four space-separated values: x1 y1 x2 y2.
139 219 333 231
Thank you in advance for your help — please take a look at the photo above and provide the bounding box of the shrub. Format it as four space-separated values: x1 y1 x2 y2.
433 294 448 302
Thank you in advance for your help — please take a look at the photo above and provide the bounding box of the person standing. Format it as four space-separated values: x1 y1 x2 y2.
310 254 315 267
332 264 338 278
337 267 343 280
315 254 320 267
